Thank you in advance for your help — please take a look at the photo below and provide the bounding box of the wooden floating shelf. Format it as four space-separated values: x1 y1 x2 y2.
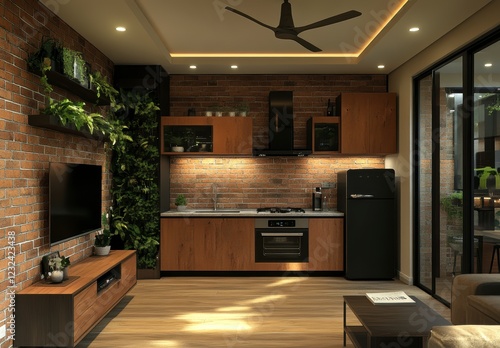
28 114 107 141
30 67 110 106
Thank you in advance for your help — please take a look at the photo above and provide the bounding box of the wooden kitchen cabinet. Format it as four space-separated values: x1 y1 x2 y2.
161 116 253 155
337 93 397 154
161 217 254 270
308 218 344 271
161 217 344 272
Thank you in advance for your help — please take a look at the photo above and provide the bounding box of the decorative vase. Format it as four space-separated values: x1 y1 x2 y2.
239 111 247 117
205 111 213 117
95 245 111 256
51 270 64 283
176 205 187 211
172 146 184 152
63 267 69 280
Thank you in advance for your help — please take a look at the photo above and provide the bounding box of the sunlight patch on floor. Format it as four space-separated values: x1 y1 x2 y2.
149 340 179 346
176 312 257 332
267 277 307 288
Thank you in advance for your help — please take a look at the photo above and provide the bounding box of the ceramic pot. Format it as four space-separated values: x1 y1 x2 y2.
172 146 184 152
176 205 187 212
51 270 64 283
95 245 111 256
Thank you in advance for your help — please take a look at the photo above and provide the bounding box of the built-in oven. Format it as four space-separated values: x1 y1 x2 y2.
255 218 308 262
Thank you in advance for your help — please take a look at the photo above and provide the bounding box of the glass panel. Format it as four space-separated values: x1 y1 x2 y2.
164 125 213 153
437 56 463 302
418 74 433 290
473 39 500 274
314 123 339 151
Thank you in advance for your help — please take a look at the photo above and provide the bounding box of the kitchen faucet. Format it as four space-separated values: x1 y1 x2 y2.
212 183 218 211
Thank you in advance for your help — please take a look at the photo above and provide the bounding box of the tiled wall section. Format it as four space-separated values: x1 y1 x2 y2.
169 157 385 210
168 74 389 210
0 2 113 346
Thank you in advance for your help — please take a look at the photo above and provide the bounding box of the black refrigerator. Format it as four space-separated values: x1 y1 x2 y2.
337 169 397 280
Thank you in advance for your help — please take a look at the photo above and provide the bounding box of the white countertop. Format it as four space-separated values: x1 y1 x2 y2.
161 208 344 218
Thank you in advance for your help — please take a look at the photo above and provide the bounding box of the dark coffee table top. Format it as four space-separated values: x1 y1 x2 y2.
344 295 451 338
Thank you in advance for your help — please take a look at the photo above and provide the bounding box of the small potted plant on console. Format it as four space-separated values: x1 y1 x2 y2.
95 210 112 256
48 256 70 283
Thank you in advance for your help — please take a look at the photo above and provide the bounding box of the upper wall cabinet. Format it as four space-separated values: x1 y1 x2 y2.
161 116 253 155
337 93 397 155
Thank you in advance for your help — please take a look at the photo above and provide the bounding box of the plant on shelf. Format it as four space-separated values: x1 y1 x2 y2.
27 36 62 73
175 194 187 211
62 47 89 87
95 210 112 255
48 255 70 283
236 103 249 116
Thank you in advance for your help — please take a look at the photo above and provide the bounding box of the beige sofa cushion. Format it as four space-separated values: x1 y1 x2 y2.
467 295 500 324
428 325 500 348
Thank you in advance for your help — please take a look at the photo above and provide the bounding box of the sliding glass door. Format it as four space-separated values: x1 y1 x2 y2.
414 29 499 304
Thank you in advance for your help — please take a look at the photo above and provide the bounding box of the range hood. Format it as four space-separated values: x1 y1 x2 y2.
253 91 312 157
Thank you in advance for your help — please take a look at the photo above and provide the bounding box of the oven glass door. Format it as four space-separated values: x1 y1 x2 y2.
255 229 308 262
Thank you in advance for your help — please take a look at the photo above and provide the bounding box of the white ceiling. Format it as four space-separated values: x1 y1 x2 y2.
40 0 493 75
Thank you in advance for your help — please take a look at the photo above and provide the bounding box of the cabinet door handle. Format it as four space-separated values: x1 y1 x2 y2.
261 233 304 237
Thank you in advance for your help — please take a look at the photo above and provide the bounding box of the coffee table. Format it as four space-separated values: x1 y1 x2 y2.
343 295 451 347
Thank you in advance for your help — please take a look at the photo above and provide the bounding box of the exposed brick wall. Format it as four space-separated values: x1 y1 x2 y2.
170 75 387 149
169 75 388 210
0 2 113 346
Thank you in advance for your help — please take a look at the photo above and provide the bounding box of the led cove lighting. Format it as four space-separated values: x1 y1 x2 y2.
116 26 126 32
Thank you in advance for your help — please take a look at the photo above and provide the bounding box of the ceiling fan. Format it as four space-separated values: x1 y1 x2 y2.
225 0 362 52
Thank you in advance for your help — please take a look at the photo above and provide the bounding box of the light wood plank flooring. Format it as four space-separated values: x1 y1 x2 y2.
76 277 451 348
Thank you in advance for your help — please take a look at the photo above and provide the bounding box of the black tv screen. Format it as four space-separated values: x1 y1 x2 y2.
49 162 102 246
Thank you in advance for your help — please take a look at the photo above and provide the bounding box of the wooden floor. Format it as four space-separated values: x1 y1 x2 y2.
76 276 451 348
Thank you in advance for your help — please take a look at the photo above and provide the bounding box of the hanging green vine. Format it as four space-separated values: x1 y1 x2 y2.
110 90 160 269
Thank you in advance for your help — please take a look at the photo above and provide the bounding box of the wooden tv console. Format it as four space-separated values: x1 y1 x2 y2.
15 250 136 347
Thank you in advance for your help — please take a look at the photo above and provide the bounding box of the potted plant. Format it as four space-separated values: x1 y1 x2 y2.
170 134 185 152
95 211 112 256
236 103 249 117
48 256 70 283
175 194 187 211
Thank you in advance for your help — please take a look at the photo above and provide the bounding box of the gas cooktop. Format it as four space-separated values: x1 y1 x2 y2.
256 207 306 213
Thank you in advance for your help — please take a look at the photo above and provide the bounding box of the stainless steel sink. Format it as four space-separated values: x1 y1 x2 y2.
194 210 240 213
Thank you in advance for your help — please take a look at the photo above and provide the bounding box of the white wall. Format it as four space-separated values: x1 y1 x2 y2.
387 1 500 284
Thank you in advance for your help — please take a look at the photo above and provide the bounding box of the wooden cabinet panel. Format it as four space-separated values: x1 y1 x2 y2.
161 218 254 270
338 93 396 155
16 250 136 347
161 116 253 155
308 218 344 271
161 217 344 272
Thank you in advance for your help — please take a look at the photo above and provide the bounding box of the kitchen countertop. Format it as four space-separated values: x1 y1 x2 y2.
161 209 344 217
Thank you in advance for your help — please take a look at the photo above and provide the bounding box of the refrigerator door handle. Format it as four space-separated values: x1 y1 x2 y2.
350 194 375 198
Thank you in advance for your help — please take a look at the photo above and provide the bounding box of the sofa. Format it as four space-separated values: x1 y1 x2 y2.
428 274 500 347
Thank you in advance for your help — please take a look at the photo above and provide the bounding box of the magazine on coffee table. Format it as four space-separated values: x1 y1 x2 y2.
366 291 416 305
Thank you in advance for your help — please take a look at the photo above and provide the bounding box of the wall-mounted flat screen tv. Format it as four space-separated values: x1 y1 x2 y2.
49 162 102 246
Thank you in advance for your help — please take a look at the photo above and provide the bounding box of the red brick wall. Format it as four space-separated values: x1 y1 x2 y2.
0 2 113 346
169 75 388 210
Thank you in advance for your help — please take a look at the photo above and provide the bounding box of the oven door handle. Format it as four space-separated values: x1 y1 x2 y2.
261 232 304 237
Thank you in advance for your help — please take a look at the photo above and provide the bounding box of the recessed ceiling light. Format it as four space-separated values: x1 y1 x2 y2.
378 65 385 69
485 63 493 67
115 26 126 32
189 65 197 69
231 65 238 69
409 27 419 32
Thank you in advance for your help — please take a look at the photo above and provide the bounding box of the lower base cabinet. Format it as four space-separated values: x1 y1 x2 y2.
15 250 136 347
161 217 343 271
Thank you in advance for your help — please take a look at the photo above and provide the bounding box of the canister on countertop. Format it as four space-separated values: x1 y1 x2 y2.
312 187 322 211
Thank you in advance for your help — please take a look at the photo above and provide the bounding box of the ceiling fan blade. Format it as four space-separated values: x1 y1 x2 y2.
225 6 276 32
295 10 362 34
289 36 322 52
